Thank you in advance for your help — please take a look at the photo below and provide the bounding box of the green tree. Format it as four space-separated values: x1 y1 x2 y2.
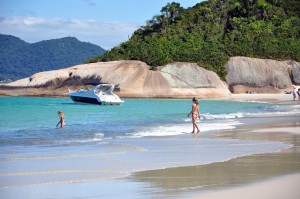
88 0 300 80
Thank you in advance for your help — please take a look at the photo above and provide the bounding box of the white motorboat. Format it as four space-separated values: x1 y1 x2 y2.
68 83 124 105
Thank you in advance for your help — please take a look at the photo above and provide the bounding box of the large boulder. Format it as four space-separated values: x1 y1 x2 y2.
159 62 229 97
289 60 300 84
225 56 295 93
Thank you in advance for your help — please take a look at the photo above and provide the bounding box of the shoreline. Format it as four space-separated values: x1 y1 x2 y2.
0 91 296 101
224 93 295 102
128 105 300 199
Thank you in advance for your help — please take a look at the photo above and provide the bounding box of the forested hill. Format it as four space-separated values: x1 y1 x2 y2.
88 0 300 79
0 34 106 81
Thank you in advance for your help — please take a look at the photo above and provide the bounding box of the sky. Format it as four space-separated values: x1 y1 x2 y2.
0 0 203 49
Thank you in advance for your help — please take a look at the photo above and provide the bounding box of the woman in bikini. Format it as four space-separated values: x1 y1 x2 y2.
187 97 200 133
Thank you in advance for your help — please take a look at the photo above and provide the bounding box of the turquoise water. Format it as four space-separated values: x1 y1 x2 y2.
0 97 293 198
0 97 280 146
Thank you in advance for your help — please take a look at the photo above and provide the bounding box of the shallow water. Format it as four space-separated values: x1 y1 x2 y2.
0 97 292 145
0 97 295 198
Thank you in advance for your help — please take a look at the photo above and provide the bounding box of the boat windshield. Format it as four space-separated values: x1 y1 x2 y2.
94 85 113 94
77 88 89 92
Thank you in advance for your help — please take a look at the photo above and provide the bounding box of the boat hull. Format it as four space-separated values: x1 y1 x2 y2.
69 95 123 105
70 96 102 105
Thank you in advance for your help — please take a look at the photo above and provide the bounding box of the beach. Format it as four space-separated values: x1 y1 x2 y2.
0 94 299 199
128 94 300 199
127 103 300 199
132 118 300 199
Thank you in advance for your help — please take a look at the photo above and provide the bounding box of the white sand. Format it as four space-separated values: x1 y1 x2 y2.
228 93 294 101
192 174 300 199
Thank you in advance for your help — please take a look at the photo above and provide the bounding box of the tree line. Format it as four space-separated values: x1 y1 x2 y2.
87 0 300 80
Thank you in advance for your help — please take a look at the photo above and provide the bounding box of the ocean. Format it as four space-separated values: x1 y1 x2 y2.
0 96 296 198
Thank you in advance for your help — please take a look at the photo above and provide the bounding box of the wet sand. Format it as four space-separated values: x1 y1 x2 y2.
128 112 300 199
191 173 300 199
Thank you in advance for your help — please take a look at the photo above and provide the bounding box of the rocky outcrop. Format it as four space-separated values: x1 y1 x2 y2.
225 57 298 93
3 57 298 97
3 61 230 98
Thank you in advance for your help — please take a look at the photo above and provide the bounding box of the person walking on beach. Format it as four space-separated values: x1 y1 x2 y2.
188 97 200 133
56 111 65 128
292 87 297 101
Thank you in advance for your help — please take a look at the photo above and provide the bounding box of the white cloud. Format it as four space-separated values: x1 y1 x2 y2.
0 16 141 49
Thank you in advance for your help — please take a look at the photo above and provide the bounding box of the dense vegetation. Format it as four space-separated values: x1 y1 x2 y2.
0 34 106 81
88 0 300 79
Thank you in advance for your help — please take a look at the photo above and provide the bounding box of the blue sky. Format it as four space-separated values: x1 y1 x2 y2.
0 0 203 49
